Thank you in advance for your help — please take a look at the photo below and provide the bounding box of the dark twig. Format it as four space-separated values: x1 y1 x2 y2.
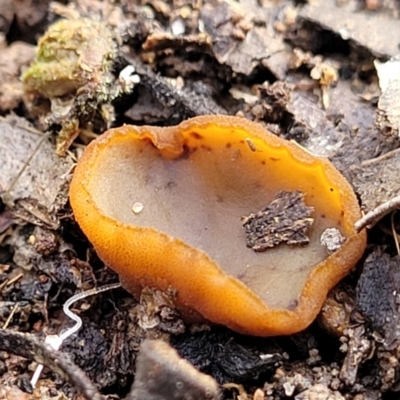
0 329 105 400
121 50 227 119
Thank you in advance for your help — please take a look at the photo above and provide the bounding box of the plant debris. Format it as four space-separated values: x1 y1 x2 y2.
0 115 73 225
350 148 400 215
356 250 400 349
242 191 314 252
0 329 105 400
127 340 220 400
122 52 227 124
375 59 400 136
171 329 281 384
22 18 135 155
2 0 400 398
320 228 345 254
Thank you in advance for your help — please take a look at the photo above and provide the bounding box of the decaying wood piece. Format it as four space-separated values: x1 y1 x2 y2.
128 339 220 400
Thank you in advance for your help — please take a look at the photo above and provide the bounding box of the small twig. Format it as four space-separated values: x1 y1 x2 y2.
49 282 65 303
0 329 105 400
0 272 23 293
6 272 24 287
392 211 400 256
355 194 400 232
360 147 400 167
0 279 9 292
79 128 100 141
42 293 50 325
15 124 44 136
2 304 19 329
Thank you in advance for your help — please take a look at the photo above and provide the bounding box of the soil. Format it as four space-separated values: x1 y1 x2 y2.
1 0 400 399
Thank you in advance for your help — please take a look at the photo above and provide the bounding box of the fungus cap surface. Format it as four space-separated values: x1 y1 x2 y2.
70 115 366 336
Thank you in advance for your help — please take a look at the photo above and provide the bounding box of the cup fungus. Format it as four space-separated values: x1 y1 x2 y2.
70 115 366 336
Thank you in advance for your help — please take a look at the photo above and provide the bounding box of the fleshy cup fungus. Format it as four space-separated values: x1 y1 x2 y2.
70 115 366 336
